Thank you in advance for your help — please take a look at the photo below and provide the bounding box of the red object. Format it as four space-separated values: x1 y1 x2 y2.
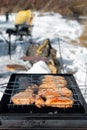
21 56 49 62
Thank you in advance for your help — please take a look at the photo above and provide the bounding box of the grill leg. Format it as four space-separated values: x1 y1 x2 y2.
8 34 11 59
29 36 32 44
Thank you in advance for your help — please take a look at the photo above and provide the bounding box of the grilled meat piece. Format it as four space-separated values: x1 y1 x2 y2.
43 75 65 81
55 76 65 80
38 87 72 99
42 75 67 87
35 95 45 108
41 81 67 88
45 97 74 108
38 89 60 99
11 84 38 105
11 91 35 105
57 87 72 97
39 84 58 91
39 80 72 98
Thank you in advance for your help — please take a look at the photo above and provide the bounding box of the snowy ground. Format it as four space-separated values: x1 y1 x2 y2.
0 11 87 102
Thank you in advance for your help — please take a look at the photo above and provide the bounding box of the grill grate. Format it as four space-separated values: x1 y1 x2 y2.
0 74 87 114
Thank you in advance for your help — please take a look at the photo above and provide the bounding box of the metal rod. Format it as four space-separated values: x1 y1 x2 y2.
58 38 65 73
8 34 11 59
0 31 9 44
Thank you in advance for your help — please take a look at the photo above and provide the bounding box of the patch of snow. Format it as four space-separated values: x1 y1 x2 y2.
27 61 51 74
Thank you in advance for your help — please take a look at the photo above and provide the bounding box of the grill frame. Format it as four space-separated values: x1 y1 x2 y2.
0 73 87 114
0 73 87 129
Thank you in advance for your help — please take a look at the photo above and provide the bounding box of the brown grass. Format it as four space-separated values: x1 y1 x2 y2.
0 0 87 17
78 21 87 47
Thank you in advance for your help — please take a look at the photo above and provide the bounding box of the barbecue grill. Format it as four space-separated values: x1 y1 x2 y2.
0 73 87 129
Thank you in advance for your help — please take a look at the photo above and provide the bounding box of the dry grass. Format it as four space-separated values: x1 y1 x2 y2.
71 23 87 48
79 29 87 47
1 0 87 16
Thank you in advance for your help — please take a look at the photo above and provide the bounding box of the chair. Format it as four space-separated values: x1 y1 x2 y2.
6 10 34 58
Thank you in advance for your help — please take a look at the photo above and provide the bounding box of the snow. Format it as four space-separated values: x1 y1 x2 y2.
0 11 87 102
27 61 51 74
